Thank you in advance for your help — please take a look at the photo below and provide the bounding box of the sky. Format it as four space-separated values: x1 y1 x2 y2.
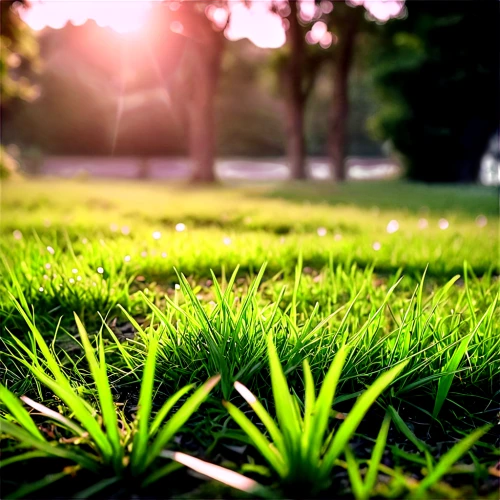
19 1 404 49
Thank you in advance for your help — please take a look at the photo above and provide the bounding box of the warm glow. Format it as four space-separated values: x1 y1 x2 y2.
225 0 286 49
234 381 257 404
19 0 154 35
348 0 405 21
162 450 261 494
18 0 404 46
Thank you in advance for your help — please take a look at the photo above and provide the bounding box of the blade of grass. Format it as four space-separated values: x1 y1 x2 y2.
146 375 220 469
433 300 496 418
267 334 301 455
131 321 159 476
161 450 273 498
387 405 428 454
321 360 408 474
364 414 391 494
149 384 196 437
307 345 348 463
20 396 87 438
223 400 287 477
301 359 316 450
8 469 74 500
0 451 47 469
0 419 99 471
74 314 122 469
233 381 285 455
0 385 44 440
345 445 365 500
415 425 492 495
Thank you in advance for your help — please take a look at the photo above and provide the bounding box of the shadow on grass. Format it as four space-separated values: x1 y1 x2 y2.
264 180 499 217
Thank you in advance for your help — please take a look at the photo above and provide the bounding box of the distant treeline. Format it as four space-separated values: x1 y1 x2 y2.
2 21 381 158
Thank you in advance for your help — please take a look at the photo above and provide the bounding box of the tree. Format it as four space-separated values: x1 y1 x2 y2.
279 1 327 179
273 0 400 181
326 3 364 181
179 1 225 182
122 0 227 182
1 0 39 179
1 0 38 103
263 1 332 180
368 1 499 182
169 2 227 183
320 0 403 181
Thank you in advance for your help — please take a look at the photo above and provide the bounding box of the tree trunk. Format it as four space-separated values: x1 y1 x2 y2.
328 9 360 182
285 95 307 179
284 0 307 180
189 36 223 183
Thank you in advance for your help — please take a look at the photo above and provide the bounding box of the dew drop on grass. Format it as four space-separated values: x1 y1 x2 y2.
152 231 161 240
372 241 382 251
175 223 186 232
39 287 44 292
175 284 181 290
438 218 449 230
72 268 78 274
476 215 487 227
317 227 327 237
47 246 55 255
386 220 399 234
161 252 167 258
69 278 75 284
77 276 82 281
124 255 131 262
45 263 51 269
97 267 104 274
13 230 22 240
43 274 49 280
223 237 232 245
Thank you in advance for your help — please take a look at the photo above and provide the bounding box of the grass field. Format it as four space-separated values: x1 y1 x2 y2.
1 178 499 499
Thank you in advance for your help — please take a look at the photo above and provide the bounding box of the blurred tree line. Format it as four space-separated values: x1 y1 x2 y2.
2 0 498 183
2 5 382 175
369 0 499 182
1 0 39 178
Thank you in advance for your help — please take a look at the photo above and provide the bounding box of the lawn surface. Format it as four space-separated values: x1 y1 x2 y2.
1 178 499 499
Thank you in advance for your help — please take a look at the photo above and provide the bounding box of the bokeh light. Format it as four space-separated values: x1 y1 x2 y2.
438 218 449 230
475 215 487 227
386 220 399 234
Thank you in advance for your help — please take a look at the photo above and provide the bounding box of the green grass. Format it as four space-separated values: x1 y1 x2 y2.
1 178 498 499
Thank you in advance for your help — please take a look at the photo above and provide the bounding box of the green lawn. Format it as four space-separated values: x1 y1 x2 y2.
1 179 498 499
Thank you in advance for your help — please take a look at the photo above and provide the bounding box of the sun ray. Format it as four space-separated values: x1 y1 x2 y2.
110 41 127 155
